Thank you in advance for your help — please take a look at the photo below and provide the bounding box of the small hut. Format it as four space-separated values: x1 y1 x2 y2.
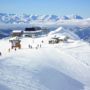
9 37 21 49
49 37 60 44
48 35 69 44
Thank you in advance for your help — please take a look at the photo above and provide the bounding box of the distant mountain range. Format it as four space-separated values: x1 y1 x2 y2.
0 29 12 39
0 13 84 24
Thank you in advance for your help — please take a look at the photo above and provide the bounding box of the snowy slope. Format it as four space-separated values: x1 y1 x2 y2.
0 37 90 90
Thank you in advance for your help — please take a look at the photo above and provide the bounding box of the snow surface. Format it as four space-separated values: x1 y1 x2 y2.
0 36 90 90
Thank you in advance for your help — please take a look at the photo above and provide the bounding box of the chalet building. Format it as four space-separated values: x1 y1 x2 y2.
11 30 23 37
23 27 43 37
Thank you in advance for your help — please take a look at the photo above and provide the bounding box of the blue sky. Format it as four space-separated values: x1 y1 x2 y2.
0 0 90 18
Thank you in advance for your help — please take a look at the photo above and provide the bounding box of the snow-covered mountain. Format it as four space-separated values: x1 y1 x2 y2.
0 13 84 24
73 27 90 42
0 13 90 90
0 29 12 39
48 27 80 40
60 16 69 20
0 11 90 90
68 14 83 19
60 15 83 20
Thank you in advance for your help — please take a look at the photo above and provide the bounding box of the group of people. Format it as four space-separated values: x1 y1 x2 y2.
28 40 44 49
8 48 17 53
28 44 42 49
36 44 42 49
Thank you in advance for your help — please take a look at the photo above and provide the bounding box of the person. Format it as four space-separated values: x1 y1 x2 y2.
15 48 16 51
31 45 32 49
28 44 31 48
37 44 39 48
41 40 44 43
40 44 41 48
36 46 38 49
8 48 10 52
0 52 2 56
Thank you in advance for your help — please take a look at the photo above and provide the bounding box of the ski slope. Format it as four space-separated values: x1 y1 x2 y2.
0 37 90 90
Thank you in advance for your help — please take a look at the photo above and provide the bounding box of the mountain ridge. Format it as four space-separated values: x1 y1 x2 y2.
0 13 84 24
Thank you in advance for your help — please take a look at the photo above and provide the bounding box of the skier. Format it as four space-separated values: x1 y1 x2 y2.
37 44 39 48
31 45 32 49
41 40 44 43
28 44 31 48
15 48 16 51
36 47 38 49
8 48 10 52
0 52 2 56
40 44 41 48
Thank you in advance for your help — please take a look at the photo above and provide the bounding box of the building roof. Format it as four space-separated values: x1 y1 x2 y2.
23 30 42 33
25 27 41 31
12 30 22 33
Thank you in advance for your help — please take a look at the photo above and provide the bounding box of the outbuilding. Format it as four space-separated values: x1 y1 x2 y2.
11 30 23 37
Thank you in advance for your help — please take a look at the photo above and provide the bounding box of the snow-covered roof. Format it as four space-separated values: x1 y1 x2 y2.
48 34 66 40
9 36 20 40
12 30 22 33
23 30 42 33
